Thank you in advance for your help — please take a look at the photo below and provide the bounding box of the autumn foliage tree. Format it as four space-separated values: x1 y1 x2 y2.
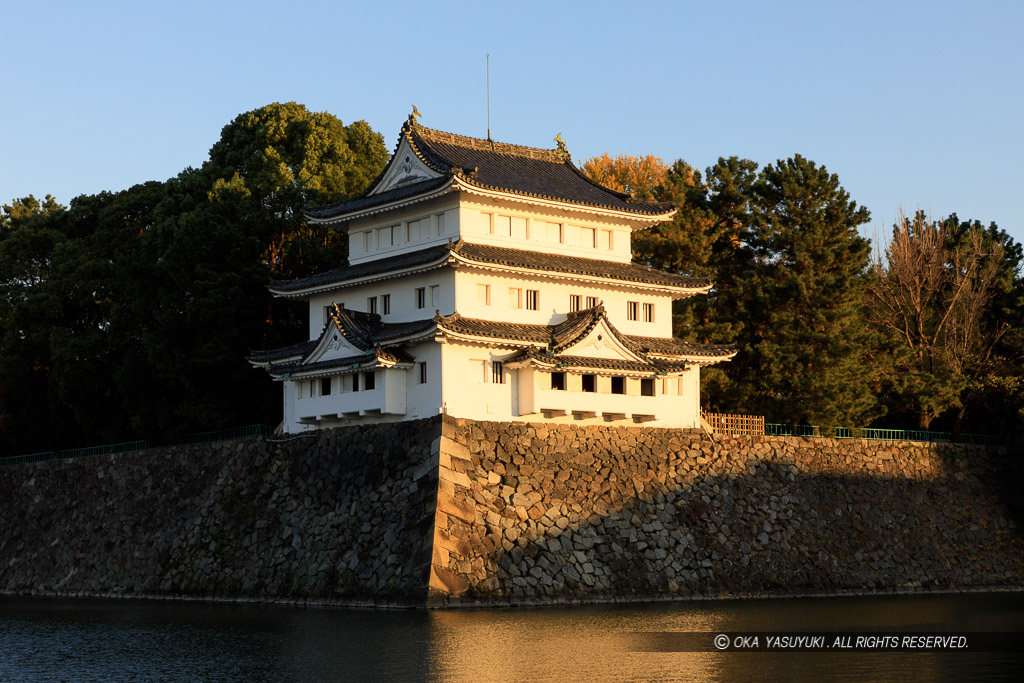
867 209 1021 431
581 154 668 200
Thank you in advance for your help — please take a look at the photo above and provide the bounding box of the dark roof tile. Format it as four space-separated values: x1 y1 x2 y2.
306 121 675 221
455 242 709 290
269 243 451 294
269 240 709 297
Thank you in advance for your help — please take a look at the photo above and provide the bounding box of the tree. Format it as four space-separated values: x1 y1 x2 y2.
204 102 388 277
1 194 64 234
581 154 760 413
0 195 70 452
732 154 878 426
0 104 391 453
580 153 668 200
867 209 1021 431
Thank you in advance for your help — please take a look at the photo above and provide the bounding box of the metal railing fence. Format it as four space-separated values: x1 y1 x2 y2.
0 424 270 467
764 423 1007 446
699 407 1007 446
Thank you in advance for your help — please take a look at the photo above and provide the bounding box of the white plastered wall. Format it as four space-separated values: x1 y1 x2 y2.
457 198 641 263
306 270 456 338
279 341 444 433
452 269 673 338
347 196 460 265
438 340 703 428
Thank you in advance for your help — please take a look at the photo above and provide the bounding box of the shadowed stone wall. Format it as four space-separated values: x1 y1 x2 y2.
430 417 1024 606
1 416 1021 607
0 418 442 605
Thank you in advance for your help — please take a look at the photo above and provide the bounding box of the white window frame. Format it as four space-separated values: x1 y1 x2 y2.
477 283 491 306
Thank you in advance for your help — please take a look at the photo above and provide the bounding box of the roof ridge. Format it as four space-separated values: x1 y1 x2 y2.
408 120 567 163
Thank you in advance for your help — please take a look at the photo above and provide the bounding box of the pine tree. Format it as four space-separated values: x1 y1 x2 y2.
733 154 879 426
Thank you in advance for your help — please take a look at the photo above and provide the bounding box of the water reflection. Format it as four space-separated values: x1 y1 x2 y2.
0 593 1022 681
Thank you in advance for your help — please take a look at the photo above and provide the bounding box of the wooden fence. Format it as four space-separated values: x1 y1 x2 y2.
700 409 765 437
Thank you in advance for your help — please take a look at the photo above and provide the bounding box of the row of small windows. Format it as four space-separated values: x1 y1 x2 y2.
331 287 652 322
473 286 653 323
334 285 439 320
569 295 600 312
360 214 447 252
549 372 656 396
298 371 378 398
476 285 540 311
626 301 655 323
481 212 615 251
299 363 429 398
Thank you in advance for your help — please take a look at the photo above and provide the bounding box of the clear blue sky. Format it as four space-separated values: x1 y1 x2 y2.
2 0 1022 247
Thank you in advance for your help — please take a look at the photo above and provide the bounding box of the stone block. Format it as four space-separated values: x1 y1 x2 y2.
434 528 472 558
429 565 470 596
439 466 472 489
437 492 475 524
441 436 471 462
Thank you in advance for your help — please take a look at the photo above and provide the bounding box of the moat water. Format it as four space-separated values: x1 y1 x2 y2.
1 592 1022 681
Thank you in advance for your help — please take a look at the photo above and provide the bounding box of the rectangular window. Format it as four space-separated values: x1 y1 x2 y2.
569 295 581 312
377 226 393 248
321 377 332 396
437 213 446 234
381 294 390 315
586 296 598 309
643 303 654 323
481 211 494 234
602 229 614 250
526 289 539 311
363 231 372 252
581 374 596 393
508 287 522 309
430 285 439 308
547 222 563 243
324 305 333 327
611 376 625 395
419 362 428 384
367 296 377 314
641 378 655 396
477 283 491 305
496 215 512 236
408 219 420 242
551 372 566 391
581 227 596 248
627 301 639 321
511 216 527 238
491 361 505 384
352 373 360 392
363 371 376 391
415 287 426 309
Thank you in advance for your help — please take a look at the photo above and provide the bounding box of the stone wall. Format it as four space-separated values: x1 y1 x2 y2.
2 416 1022 607
0 418 442 605
431 418 1024 605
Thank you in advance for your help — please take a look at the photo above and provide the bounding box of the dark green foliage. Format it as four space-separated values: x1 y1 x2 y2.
734 155 879 426
626 153 880 426
0 104 387 454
